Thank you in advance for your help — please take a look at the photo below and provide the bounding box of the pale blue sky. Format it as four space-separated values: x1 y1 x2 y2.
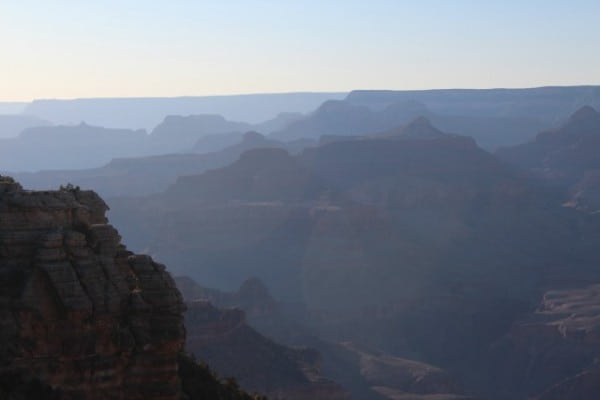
1 1 599 100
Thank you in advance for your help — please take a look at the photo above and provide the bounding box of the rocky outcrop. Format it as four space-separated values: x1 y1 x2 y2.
177 276 349 399
185 301 348 400
496 106 600 211
491 284 600 399
176 276 481 400
0 177 185 399
176 276 279 318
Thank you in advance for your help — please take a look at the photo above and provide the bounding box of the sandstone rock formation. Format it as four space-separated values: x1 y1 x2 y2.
0 177 185 399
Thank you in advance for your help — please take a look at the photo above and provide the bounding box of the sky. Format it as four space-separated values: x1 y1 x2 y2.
1 0 599 101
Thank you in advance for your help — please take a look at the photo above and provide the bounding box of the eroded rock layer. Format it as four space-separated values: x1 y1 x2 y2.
0 177 185 400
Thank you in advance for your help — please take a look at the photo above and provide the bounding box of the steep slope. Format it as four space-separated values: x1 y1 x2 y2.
490 284 600 399
185 301 348 400
497 106 600 211
177 276 480 400
177 276 349 400
0 176 186 399
497 106 600 174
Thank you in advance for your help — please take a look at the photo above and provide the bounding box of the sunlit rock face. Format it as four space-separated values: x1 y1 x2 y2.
0 177 185 400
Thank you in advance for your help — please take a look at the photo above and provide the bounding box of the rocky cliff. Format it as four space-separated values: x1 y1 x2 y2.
496 106 600 212
0 176 185 399
491 284 600 399
185 300 348 400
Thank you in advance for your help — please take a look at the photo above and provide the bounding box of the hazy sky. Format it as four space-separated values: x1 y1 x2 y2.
1 1 599 101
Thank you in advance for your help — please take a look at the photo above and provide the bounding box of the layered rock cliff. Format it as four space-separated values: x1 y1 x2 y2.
0 176 185 399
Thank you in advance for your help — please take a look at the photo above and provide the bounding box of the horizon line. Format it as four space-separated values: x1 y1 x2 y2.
3 83 600 103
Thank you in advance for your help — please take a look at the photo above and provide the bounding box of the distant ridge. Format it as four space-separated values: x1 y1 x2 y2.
376 116 448 140
24 92 346 129
497 105 600 211
346 86 600 123
0 102 27 114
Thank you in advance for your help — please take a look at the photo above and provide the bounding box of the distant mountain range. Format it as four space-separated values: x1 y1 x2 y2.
0 111 310 172
3 86 600 173
13 131 315 197
0 123 149 171
23 92 346 129
271 86 600 149
346 86 600 122
0 102 27 114
0 114 50 138
271 98 545 150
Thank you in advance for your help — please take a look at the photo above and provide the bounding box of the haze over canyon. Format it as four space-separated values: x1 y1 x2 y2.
2 1 600 399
